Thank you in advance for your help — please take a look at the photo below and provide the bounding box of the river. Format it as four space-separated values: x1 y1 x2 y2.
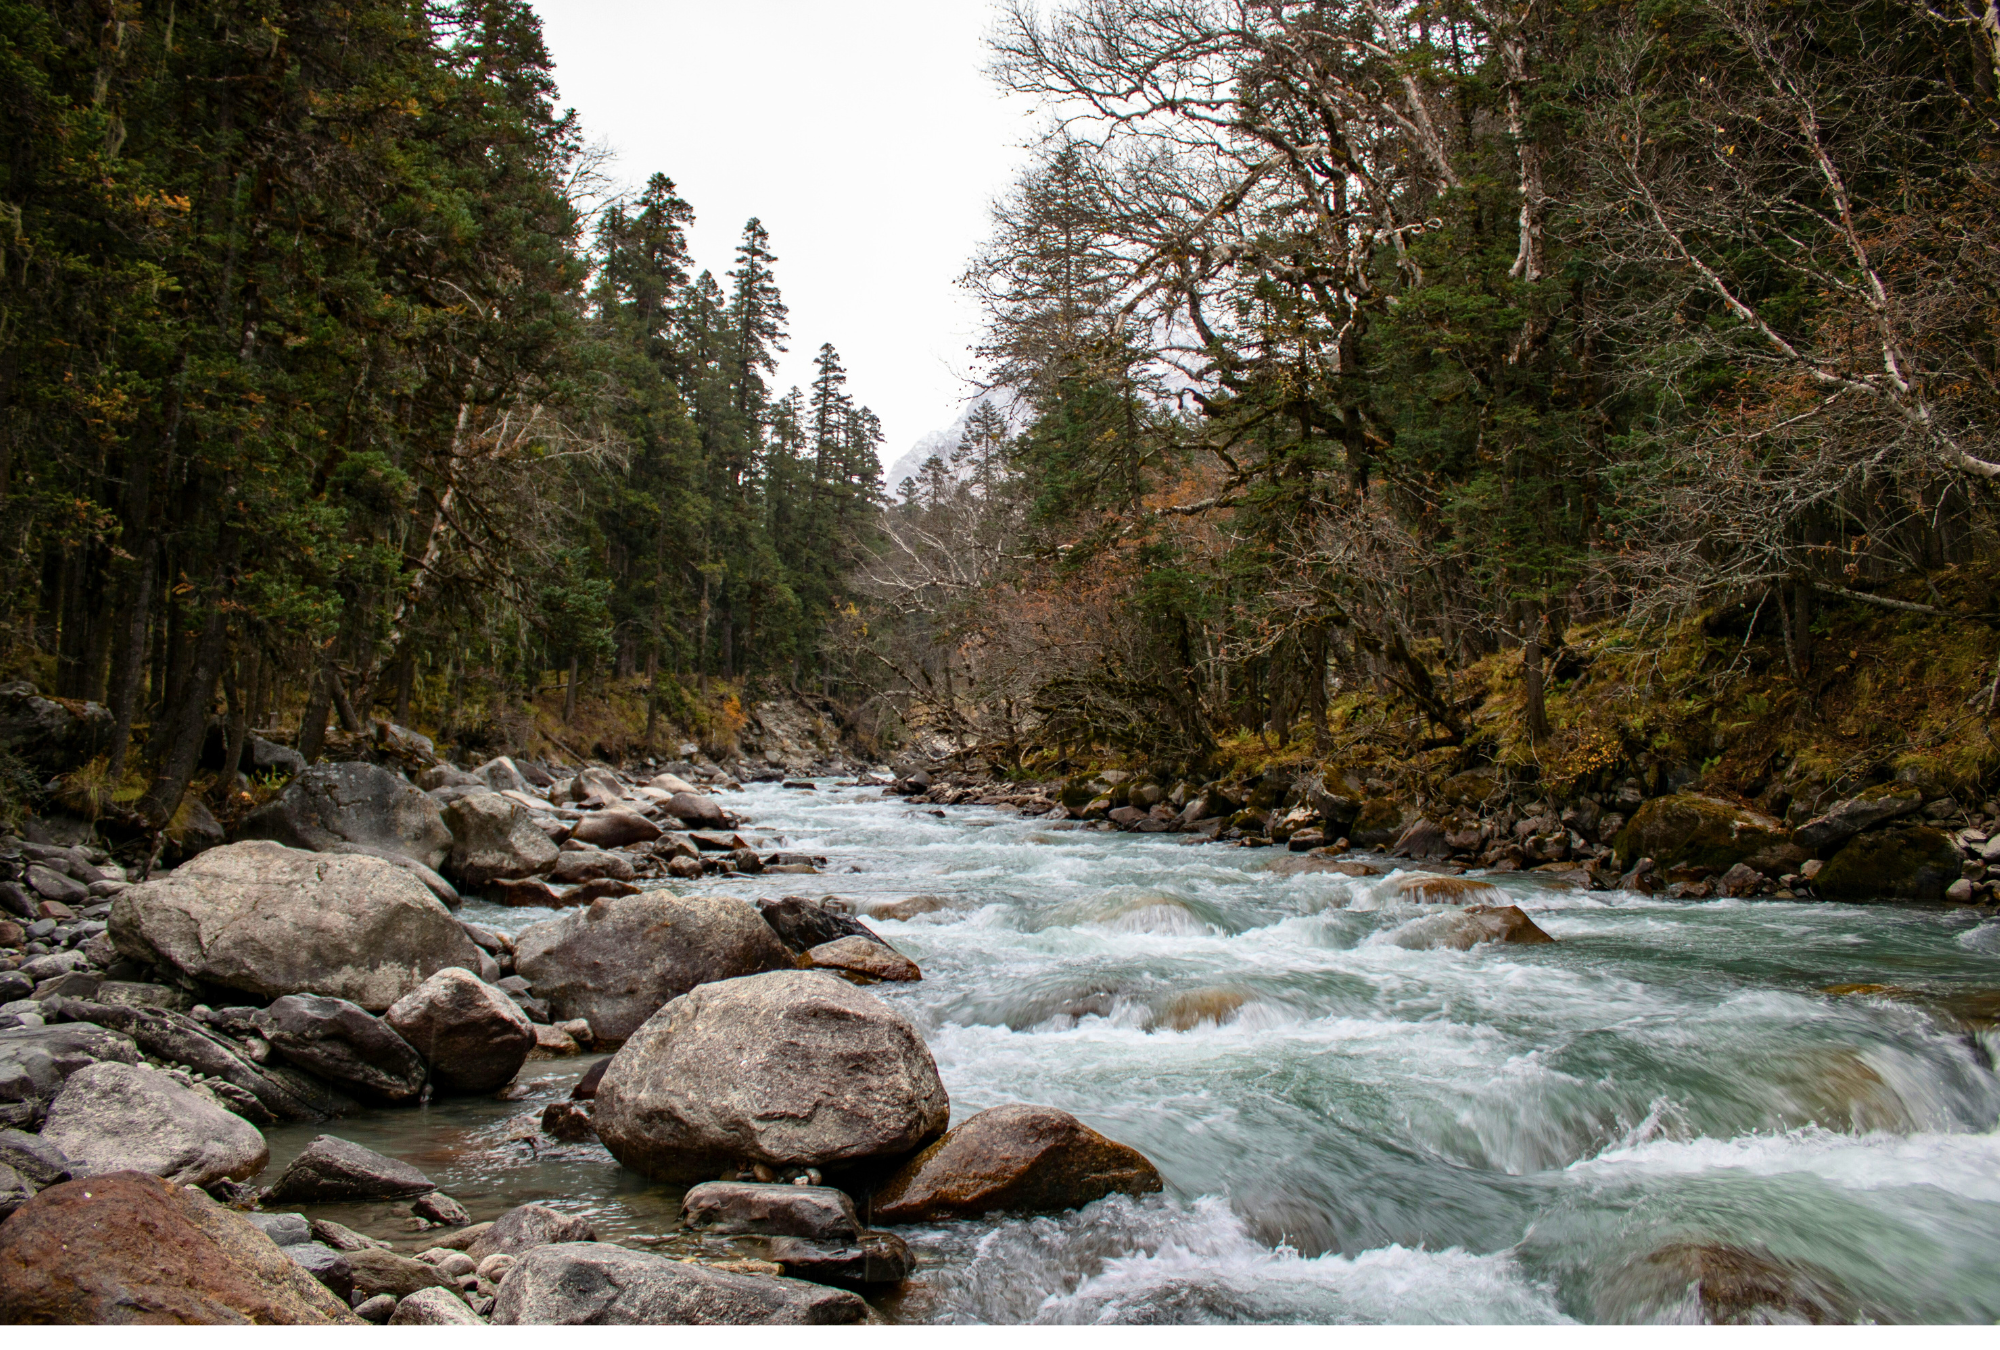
259 778 2000 1323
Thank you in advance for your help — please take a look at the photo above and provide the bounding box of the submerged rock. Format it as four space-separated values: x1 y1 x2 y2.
41 1061 268 1189
1394 874 1500 904
488 1241 869 1325
867 1103 1162 1223
109 841 481 1011
261 1134 435 1203
512 894 793 1043
0 1170 359 1324
238 761 452 870
384 967 533 1094
593 970 949 1184
1389 904 1554 950
1611 1242 1857 1324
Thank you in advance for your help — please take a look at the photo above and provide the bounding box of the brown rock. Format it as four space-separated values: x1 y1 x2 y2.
1393 874 1500 904
0 1170 359 1323
868 1104 1162 1223
568 810 662 849
344 1246 458 1301
384 967 535 1095
1390 904 1554 950
804 935 920 983
463 1202 595 1262
485 877 564 907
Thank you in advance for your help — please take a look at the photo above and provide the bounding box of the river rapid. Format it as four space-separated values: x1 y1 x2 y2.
262 779 2000 1324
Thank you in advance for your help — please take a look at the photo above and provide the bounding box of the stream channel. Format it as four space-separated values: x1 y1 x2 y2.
255 778 2000 1324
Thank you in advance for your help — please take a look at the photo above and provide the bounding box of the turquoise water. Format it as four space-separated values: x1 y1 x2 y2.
268 780 2000 1323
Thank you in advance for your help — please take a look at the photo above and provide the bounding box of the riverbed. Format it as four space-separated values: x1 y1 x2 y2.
260 779 2000 1323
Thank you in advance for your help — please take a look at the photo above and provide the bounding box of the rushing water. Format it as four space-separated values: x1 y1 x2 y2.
260 779 2000 1324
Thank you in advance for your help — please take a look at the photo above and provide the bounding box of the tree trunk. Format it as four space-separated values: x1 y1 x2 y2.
136 557 237 828
297 665 333 764
219 639 254 788
643 646 659 749
105 540 157 786
563 652 578 724
1522 612 1551 743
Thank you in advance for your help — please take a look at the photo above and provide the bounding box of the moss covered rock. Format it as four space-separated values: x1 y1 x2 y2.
1611 794 1800 877
1813 825 1962 902
1349 797 1413 848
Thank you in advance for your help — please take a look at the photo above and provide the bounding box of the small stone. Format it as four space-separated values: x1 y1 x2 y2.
280 1241 355 1302
804 934 921 983
464 1202 595 1261
539 1100 596 1143
681 1181 860 1240
413 1191 470 1227
1947 877 1977 903
262 1134 436 1203
475 1252 516 1283
353 1293 397 1323
767 1231 915 1287
245 1211 312 1247
388 1285 484 1325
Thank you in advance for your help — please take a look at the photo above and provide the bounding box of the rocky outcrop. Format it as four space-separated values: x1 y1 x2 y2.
1612 794 1802 877
0 1170 359 1323
804 935 920 983
262 994 426 1103
1793 784 1925 854
110 841 481 1011
488 1241 869 1325
512 894 794 1043
680 1182 860 1240
238 761 452 870
383 968 533 1094
261 1134 436 1203
866 1103 1161 1223
0 1022 141 1129
464 1203 596 1261
442 793 559 886
593 970 949 1184
41 1062 268 1189
1813 824 1963 902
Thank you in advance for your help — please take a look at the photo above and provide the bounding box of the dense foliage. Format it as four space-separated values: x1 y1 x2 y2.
0 0 883 826
845 0 2000 786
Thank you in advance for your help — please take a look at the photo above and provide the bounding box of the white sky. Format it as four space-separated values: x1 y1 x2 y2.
527 0 1042 467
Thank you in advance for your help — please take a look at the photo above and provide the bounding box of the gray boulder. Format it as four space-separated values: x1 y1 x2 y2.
239 761 452 870
680 1181 859 1240
512 894 795 1043
442 792 559 886
664 792 728 829
0 1162 30 1219
465 1203 596 1261
41 1061 269 1188
0 681 112 772
263 994 427 1103
262 1134 436 1202
473 756 534 795
0 1021 141 1129
243 733 307 778
489 1241 869 1325
593 970 949 1184
549 847 635 884
384 967 534 1094
279 1242 355 1302
0 1128 73 1188
245 1211 312 1246
110 840 481 1011
390 1286 484 1325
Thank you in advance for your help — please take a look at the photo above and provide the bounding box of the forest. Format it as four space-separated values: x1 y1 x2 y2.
5 0 2000 838
0 0 885 835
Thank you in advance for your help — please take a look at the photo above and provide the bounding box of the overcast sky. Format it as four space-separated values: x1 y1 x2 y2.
527 0 1041 468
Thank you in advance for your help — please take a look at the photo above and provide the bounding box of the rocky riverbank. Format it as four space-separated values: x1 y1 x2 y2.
0 734 1164 1324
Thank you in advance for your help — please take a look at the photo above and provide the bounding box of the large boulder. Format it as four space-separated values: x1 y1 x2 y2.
867 1104 1162 1223
464 1203 596 1262
109 841 481 1011
1611 794 1802 877
593 970 949 1184
488 1241 868 1325
664 792 728 829
0 1170 359 1323
262 994 426 1103
1793 784 1926 854
383 968 534 1094
0 1022 141 1130
238 761 452 870
512 894 794 1044
568 810 661 849
442 792 559 886
1813 825 1963 903
41 1062 267 1189
261 1134 435 1203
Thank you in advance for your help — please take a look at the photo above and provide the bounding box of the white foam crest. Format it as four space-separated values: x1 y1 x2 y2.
938 1194 1570 1325
1573 1123 2000 1202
